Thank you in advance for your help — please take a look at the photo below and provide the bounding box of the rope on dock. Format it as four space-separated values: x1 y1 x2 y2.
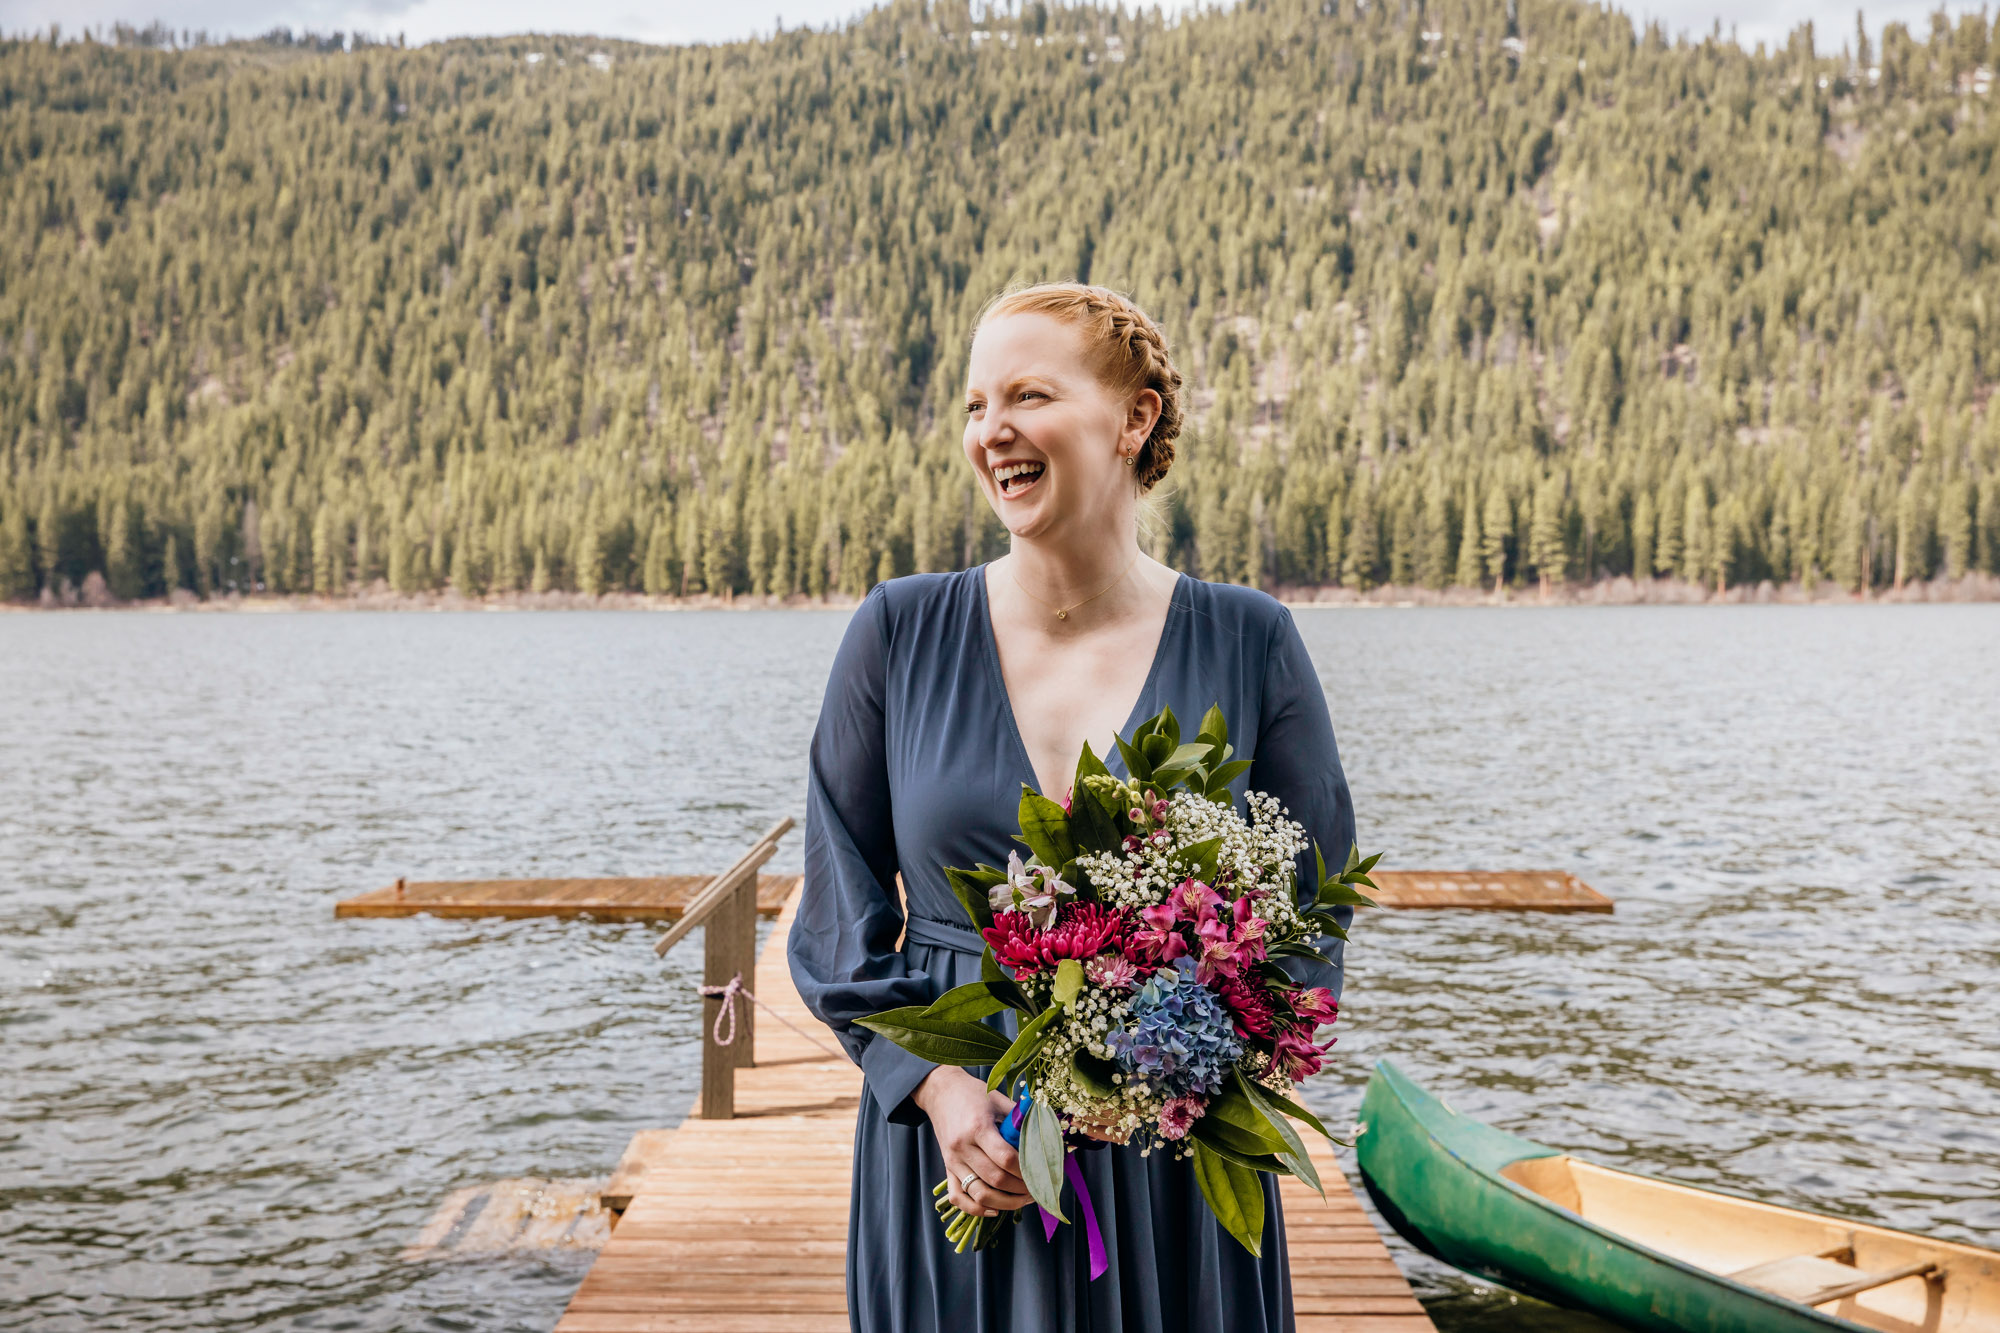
699 972 845 1059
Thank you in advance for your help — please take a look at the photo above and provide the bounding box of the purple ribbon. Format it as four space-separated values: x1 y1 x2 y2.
1040 1155 1108 1281
1001 1090 1107 1281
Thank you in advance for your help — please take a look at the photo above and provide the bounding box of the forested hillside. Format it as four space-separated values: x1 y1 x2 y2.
3 0 1999 604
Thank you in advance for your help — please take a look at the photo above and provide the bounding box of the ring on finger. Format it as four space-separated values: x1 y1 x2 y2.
959 1170 980 1194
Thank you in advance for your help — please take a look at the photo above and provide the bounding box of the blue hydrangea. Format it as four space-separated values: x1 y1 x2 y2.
1106 956 1243 1099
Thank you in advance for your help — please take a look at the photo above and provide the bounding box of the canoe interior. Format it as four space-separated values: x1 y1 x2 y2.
1500 1155 2000 1333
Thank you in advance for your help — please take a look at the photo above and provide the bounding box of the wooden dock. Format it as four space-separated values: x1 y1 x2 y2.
334 873 803 921
1363 870 1611 913
554 882 1437 1333
337 869 1606 920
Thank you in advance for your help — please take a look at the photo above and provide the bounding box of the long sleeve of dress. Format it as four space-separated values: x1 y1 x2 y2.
1251 605 1356 999
787 583 941 1124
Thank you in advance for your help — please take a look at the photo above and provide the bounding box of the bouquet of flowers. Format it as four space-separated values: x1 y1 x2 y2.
859 704 1377 1262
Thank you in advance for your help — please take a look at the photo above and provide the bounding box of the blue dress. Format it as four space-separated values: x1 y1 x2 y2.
787 565 1356 1333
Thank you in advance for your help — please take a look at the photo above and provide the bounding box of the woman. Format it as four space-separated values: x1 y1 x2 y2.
788 283 1355 1333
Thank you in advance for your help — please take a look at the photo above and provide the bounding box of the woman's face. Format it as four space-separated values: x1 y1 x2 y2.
962 312 1157 543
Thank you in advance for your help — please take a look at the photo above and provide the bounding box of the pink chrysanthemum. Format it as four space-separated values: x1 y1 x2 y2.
982 903 1127 975
1159 1094 1206 1141
1214 974 1282 1039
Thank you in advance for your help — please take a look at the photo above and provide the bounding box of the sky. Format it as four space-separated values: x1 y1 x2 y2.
0 0 1987 58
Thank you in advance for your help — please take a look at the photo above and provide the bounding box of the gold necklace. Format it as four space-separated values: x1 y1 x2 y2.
1009 551 1142 621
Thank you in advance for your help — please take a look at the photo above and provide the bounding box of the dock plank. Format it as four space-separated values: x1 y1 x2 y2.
334 873 802 921
555 884 1436 1333
1366 869 1611 913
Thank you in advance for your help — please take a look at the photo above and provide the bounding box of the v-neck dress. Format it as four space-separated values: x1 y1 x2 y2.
787 565 1357 1333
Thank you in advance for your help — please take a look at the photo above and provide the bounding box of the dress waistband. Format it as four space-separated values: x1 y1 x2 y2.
903 913 986 956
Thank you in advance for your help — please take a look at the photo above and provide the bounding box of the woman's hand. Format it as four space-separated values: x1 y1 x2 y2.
913 1067 1033 1218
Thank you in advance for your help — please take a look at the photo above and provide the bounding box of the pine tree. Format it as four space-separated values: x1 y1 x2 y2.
1529 473 1566 594
104 501 142 601
1481 484 1511 593
0 502 33 600
1630 491 1655 583
1939 478 1973 580
1454 482 1484 588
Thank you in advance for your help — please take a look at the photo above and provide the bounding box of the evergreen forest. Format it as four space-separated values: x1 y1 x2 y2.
3 0 2000 604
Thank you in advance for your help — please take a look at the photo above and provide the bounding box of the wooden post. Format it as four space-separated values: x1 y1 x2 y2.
670 818 794 1120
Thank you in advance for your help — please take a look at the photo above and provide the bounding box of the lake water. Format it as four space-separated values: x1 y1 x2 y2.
3 602 1996 1332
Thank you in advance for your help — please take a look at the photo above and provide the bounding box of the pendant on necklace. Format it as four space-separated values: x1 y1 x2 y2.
1056 609 1068 620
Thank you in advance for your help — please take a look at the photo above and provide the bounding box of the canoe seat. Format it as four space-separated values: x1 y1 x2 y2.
1729 1249 1940 1308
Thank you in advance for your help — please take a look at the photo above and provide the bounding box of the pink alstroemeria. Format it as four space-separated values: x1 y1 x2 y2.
1291 986 1340 1029
988 850 1075 929
1271 1024 1337 1081
1127 903 1191 965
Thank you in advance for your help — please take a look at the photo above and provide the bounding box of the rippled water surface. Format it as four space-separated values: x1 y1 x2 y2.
3 604 1996 1332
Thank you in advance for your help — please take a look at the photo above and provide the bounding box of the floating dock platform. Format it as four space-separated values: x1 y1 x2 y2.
552 882 1438 1333
334 873 804 921
336 869 1607 920
1362 869 1611 913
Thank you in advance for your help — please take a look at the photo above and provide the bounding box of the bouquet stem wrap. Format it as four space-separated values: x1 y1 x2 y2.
1004 1091 1108 1280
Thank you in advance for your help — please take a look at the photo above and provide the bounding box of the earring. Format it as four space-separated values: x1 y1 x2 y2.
1123 452 1136 466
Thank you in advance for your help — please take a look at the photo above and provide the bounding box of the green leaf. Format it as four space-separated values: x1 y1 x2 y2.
1067 745 1123 854
1073 739 1112 784
1018 786 1078 868
1315 883 1377 909
1022 1097 1068 1222
1115 733 1154 786
1051 958 1085 1007
1194 1113 1289 1161
1205 758 1253 791
980 950 1031 1012
1191 1141 1265 1257
944 865 1001 931
1176 835 1224 884
1197 703 1228 749
1188 1124 1290 1174
984 1001 1065 1091
1304 910 1353 941
1156 705 1181 750
855 1011 1013 1066
1142 731 1174 767
1267 940 1331 959
1205 1080 1290 1153
1069 1049 1119 1098
917 981 1007 1025
1255 1086 1345 1146
1235 1070 1323 1199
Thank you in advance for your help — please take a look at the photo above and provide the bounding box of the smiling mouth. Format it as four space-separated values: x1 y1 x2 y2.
993 460 1045 495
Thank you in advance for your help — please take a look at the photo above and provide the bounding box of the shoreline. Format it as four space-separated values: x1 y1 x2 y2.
6 573 1997 613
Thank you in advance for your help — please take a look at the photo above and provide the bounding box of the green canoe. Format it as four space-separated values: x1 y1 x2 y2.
1354 1060 1997 1333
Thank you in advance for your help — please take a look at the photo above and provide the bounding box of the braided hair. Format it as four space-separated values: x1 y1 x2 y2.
977 283 1184 493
